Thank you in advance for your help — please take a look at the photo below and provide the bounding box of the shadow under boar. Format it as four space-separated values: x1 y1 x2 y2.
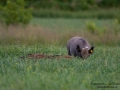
67 36 94 59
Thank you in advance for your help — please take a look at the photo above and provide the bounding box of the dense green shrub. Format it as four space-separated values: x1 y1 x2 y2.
1 0 32 25
86 21 96 34
0 0 6 6
86 21 106 34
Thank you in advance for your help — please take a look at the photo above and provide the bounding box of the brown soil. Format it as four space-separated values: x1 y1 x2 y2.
20 53 73 59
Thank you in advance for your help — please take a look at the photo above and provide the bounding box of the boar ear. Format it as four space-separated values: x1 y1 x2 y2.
88 46 94 54
76 45 81 52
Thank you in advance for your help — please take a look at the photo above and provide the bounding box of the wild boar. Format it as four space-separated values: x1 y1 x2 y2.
67 36 94 59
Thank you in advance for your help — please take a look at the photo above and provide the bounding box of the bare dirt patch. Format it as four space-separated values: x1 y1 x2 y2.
20 53 73 59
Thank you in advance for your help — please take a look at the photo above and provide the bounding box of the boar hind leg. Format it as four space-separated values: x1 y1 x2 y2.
68 50 71 56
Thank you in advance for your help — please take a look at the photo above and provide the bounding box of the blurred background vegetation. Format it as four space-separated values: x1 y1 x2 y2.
1 0 120 10
0 0 120 45
0 0 120 20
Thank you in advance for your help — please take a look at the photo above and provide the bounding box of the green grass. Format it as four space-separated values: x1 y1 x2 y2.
32 9 120 19
30 18 113 32
0 45 120 90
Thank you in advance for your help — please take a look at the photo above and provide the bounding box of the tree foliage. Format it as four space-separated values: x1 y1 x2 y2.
24 0 120 11
1 0 32 25
0 0 120 11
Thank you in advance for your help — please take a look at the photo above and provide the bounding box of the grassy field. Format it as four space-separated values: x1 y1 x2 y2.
0 18 120 90
0 45 120 90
